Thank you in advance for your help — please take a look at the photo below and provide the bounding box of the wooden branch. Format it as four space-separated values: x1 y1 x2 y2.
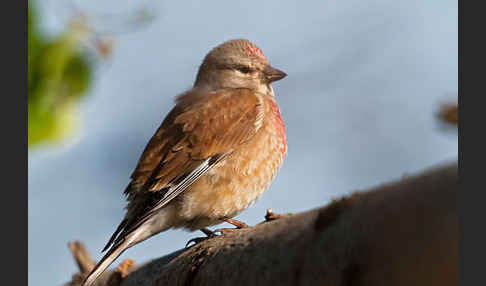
67 162 458 286
68 241 97 274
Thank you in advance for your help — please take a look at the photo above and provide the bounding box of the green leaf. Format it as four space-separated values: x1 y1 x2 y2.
28 0 94 149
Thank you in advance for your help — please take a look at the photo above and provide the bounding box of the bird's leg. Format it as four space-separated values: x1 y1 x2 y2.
224 218 249 228
186 219 249 247
200 227 215 237
213 218 249 235
185 228 217 248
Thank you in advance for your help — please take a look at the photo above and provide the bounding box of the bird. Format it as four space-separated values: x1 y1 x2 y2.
82 39 288 286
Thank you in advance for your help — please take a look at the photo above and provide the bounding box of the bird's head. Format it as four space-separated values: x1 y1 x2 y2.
194 39 287 94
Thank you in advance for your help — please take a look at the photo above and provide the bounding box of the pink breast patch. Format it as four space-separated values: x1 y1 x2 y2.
269 100 287 154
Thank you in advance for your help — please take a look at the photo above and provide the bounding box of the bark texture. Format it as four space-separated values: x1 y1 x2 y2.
67 162 458 286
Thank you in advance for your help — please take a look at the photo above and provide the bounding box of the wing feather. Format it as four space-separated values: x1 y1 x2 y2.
103 88 264 251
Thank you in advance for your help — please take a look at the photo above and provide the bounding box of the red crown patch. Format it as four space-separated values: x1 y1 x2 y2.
247 44 266 60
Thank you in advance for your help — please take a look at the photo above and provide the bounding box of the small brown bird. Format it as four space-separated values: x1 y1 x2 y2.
82 39 287 286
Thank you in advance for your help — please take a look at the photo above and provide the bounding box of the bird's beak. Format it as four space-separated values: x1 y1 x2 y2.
264 65 287 83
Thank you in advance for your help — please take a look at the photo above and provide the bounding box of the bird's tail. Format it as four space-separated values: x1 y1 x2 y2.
82 239 129 286
82 225 150 286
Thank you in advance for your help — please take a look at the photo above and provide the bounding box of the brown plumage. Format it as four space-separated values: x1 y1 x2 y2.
82 39 287 286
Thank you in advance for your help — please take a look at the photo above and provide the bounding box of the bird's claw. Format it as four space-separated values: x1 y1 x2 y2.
213 228 242 235
185 237 211 248
185 228 219 248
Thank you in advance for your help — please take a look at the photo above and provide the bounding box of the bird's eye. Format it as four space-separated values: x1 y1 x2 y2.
237 66 251 74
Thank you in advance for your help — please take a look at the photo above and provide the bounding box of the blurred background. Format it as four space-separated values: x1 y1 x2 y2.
28 0 457 285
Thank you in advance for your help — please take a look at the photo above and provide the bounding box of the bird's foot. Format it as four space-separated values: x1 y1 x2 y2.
185 237 210 247
185 228 217 248
213 218 249 235
213 227 241 235
222 218 249 228
185 220 249 247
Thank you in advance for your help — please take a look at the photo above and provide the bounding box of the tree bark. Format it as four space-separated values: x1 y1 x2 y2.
67 162 458 286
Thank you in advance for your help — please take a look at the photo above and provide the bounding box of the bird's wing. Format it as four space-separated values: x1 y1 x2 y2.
103 88 265 251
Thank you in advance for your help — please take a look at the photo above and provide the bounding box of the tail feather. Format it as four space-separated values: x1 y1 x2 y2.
82 201 173 285
102 219 127 252
82 239 130 286
82 224 150 286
